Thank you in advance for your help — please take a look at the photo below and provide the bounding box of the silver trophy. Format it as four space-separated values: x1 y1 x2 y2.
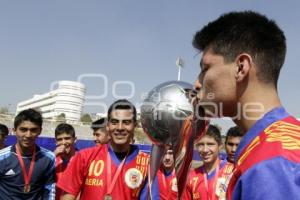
141 81 206 199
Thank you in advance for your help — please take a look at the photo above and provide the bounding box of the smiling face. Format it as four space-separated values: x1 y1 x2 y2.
14 120 41 152
195 135 221 166
55 133 77 155
93 128 110 145
195 48 238 118
106 109 136 152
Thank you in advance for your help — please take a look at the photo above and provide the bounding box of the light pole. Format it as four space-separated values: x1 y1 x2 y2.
176 57 184 81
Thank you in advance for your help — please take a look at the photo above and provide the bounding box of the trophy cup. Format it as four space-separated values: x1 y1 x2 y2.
140 80 207 199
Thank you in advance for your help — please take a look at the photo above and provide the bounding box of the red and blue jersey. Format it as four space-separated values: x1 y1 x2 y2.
183 159 234 200
0 145 55 200
57 144 149 200
151 168 178 200
227 107 300 200
55 152 77 200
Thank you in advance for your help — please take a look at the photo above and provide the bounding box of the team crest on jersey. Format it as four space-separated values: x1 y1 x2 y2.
215 177 227 200
171 178 178 192
124 168 143 189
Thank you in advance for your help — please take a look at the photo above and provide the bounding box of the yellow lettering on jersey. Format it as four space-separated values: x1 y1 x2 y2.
192 177 198 192
193 193 200 199
88 160 105 177
94 160 105 176
136 166 145 175
85 178 103 186
136 155 141 165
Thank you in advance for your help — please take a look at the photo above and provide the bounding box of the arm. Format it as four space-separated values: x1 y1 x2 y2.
56 152 84 197
181 185 192 200
43 156 56 200
60 193 76 200
54 145 66 157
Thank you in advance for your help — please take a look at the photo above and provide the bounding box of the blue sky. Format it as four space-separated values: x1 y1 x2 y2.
1 0 299 128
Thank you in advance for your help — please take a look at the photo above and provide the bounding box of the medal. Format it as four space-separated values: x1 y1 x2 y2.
106 146 129 197
104 194 112 200
15 144 36 194
24 184 31 193
216 178 226 199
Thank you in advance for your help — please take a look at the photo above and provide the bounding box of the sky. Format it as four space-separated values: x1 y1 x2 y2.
1 0 299 132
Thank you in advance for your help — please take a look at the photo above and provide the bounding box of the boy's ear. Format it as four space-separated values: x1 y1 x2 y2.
234 53 252 82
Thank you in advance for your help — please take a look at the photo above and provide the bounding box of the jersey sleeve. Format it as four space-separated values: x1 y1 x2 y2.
56 152 86 197
138 176 149 200
233 157 300 200
149 175 160 199
42 152 56 200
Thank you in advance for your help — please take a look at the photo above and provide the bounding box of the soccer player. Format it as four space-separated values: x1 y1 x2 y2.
91 117 110 145
0 109 55 199
152 145 178 199
54 123 77 200
224 126 242 163
192 11 300 199
183 125 234 200
58 99 149 200
0 123 9 150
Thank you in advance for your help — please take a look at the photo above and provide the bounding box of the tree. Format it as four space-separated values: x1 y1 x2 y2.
0 107 9 115
134 127 151 144
56 113 66 123
81 113 92 124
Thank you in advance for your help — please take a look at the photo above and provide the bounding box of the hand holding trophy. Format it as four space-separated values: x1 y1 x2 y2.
140 80 207 199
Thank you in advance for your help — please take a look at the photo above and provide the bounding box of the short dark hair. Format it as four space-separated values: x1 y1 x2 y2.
14 109 43 129
55 123 76 138
107 99 137 122
206 124 222 145
225 126 243 144
0 124 9 136
193 11 286 87
91 118 107 131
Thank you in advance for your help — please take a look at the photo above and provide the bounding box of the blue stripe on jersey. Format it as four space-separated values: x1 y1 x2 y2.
40 146 55 160
0 144 56 200
0 146 12 161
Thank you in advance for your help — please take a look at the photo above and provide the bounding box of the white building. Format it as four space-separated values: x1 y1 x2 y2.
16 81 86 122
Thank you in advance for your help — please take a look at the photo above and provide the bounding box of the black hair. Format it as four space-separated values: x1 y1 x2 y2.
206 124 222 145
91 118 107 131
55 123 76 138
193 11 286 87
107 99 137 122
0 124 9 136
14 109 43 129
225 126 243 144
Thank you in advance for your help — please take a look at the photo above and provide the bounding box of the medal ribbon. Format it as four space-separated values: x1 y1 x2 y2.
106 148 129 195
15 144 36 191
203 160 220 200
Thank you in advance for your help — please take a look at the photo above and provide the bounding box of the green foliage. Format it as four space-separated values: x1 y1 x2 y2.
0 107 9 115
56 113 66 123
81 113 92 124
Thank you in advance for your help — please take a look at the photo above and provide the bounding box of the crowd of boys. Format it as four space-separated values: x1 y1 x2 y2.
0 105 242 200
